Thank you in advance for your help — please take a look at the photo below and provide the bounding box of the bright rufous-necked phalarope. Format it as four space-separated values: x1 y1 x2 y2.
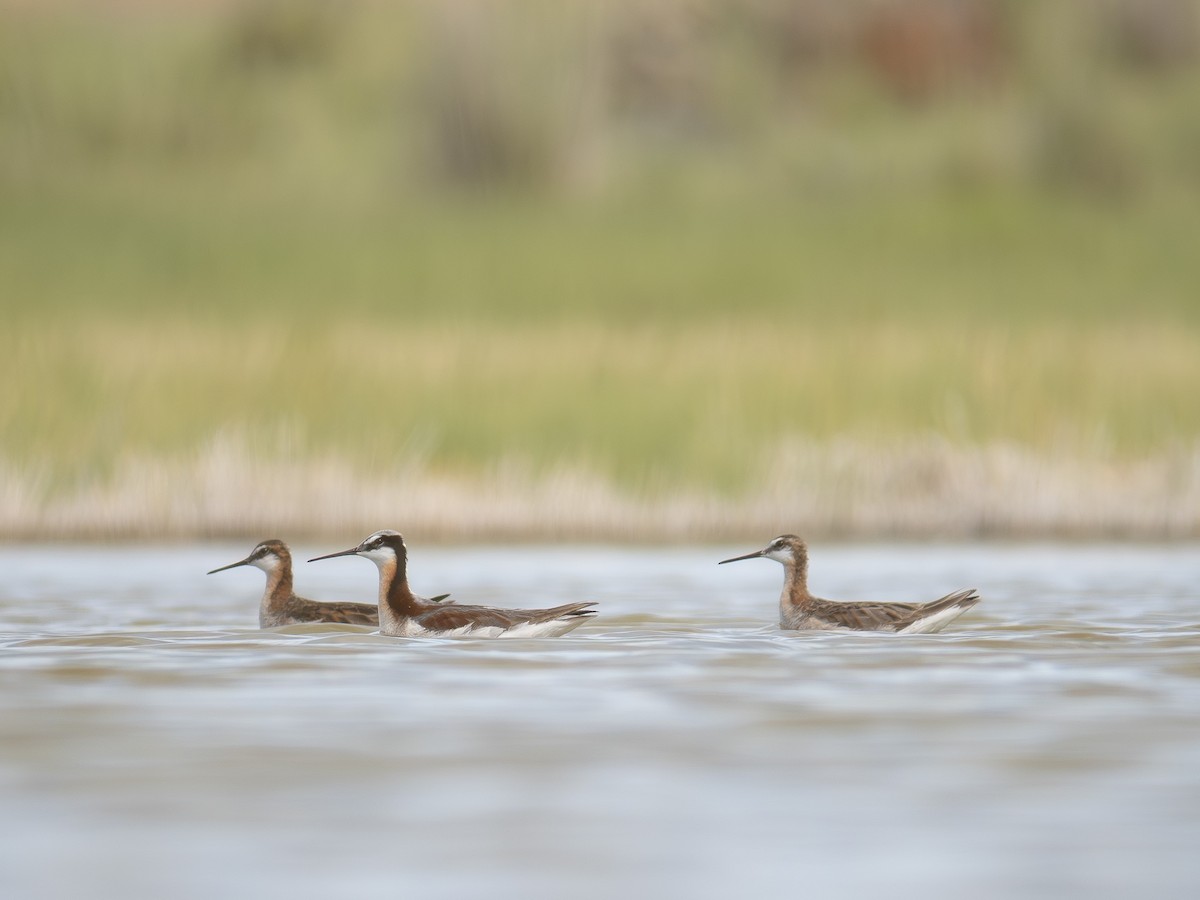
310 530 596 638
719 534 980 633
208 539 449 628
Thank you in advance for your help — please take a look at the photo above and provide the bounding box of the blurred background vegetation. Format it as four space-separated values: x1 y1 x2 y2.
2 0 1199 538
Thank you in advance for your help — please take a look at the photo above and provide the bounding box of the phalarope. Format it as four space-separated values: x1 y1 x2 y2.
310 530 596 638
208 539 449 628
720 534 979 633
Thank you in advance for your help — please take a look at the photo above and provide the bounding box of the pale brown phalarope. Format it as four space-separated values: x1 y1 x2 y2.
720 534 980 633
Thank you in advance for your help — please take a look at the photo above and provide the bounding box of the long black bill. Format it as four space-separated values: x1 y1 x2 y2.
308 546 361 563
718 549 766 565
207 556 253 575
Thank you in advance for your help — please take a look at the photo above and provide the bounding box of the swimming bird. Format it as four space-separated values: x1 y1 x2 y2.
208 539 450 628
309 530 596 637
719 534 980 633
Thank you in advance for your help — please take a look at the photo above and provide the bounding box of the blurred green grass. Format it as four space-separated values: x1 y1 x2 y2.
5 179 1200 325
2 0 1199 534
6 318 1197 500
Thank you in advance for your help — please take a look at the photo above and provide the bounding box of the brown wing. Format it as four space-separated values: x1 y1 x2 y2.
905 588 981 624
413 601 597 633
288 598 379 626
527 601 597 622
809 598 924 631
412 605 523 632
811 589 980 632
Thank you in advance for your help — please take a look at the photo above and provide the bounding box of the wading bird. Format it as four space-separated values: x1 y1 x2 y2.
720 534 979 633
310 530 596 638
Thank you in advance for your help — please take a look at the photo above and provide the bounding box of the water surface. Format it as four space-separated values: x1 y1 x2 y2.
1 542 1198 899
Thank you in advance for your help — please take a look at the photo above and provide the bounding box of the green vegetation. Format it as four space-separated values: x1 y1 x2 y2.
5 315 1200 491
2 1 1199 537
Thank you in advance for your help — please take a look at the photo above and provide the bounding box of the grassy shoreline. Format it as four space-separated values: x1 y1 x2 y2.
5 316 1199 541
7 318 1198 464
3 434 1197 542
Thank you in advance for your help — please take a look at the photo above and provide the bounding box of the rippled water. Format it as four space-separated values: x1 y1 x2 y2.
1 542 1198 899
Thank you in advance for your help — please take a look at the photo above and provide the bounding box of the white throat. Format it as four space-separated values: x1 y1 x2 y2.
249 555 280 574
359 546 397 567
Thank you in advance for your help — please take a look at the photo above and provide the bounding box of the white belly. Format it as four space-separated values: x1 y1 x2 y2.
387 618 585 638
